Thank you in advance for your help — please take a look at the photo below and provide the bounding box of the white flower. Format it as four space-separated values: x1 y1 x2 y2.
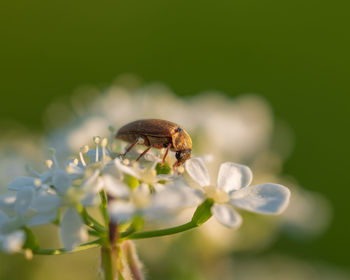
113 158 177 188
0 189 57 253
59 207 88 251
185 158 290 228
109 180 200 224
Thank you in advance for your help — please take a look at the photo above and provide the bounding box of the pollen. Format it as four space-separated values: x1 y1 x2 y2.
93 136 101 144
101 138 108 147
45 159 53 168
80 145 89 153
34 179 42 187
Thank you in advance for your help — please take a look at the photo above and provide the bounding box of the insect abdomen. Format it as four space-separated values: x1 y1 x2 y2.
117 119 177 138
116 133 141 144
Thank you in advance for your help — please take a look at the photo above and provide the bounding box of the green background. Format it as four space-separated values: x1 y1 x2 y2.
1 0 349 271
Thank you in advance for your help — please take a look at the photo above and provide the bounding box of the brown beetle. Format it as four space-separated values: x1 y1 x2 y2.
115 119 192 167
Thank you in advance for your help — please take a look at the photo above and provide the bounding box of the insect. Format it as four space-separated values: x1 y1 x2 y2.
115 119 192 167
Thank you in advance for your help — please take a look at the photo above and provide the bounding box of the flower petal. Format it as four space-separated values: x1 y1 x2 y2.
81 192 99 206
114 159 139 178
212 203 242 228
152 185 201 210
0 195 16 216
27 210 58 226
230 183 291 214
217 162 252 193
60 207 88 250
81 170 103 193
185 157 210 187
109 201 135 223
0 230 25 253
31 191 61 212
8 177 35 191
15 188 34 215
53 169 73 194
102 175 130 198
0 210 9 227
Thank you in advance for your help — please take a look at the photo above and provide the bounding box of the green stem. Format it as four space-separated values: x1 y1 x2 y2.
101 247 115 280
99 190 109 226
125 221 198 239
34 238 102 255
77 205 107 233
123 199 214 240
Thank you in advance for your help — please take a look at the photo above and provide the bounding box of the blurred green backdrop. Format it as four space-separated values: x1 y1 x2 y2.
1 0 349 273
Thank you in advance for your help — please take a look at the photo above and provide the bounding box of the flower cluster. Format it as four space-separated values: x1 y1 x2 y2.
0 129 290 257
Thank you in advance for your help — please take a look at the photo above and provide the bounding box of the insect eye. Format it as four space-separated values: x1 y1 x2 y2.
175 127 182 133
175 152 182 160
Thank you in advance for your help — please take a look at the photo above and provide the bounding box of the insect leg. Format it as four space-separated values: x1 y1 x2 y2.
122 138 140 157
161 144 171 166
136 146 152 162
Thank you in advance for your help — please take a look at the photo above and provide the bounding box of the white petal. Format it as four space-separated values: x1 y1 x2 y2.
230 183 291 214
27 210 58 226
81 170 103 193
114 159 139 178
102 175 130 198
1 230 25 253
153 183 165 192
136 183 150 196
185 157 210 187
0 195 16 215
152 187 185 210
60 207 88 250
108 201 135 223
15 188 34 215
154 185 203 210
0 210 9 227
217 162 253 193
8 177 35 191
53 169 73 194
66 162 85 178
31 192 61 212
212 203 242 228
81 192 99 206
82 169 99 187
40 171 53 184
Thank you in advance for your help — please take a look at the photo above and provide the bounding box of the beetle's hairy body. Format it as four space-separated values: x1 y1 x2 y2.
117 119 176 138
116 119 192 151
116 119 192 167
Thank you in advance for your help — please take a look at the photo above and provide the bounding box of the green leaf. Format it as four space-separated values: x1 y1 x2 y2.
191 199 214 226
120 216 144 238
131 215 144 232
